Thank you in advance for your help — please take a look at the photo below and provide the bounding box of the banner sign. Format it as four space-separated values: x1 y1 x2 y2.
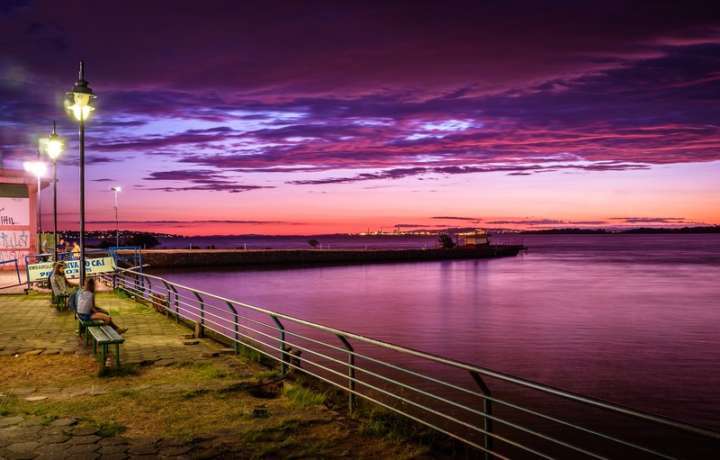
27 257 116 282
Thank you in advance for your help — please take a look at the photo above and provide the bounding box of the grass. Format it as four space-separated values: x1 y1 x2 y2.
95 420 127 437
0 289 431 458
0 354 425 459
283 383 327 408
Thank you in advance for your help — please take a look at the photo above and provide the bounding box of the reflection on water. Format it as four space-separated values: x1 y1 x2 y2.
154 234 720 429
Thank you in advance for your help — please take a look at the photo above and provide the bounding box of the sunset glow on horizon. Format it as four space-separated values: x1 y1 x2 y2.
2 1 720 235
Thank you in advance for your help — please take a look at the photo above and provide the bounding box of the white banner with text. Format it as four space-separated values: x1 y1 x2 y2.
27 257 116 282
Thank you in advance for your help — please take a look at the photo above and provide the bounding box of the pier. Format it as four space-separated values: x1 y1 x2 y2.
130 245 525 269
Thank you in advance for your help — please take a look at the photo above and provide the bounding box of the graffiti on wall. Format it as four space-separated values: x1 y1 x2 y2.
0 196 30 265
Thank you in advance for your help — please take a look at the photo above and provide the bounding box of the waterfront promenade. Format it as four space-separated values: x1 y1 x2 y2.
0 292 427 459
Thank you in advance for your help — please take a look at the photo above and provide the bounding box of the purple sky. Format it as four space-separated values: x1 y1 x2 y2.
1 1 719 234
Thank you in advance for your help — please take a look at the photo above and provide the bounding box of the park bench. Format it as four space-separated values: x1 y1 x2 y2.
77 316 105 344
87 325 125 369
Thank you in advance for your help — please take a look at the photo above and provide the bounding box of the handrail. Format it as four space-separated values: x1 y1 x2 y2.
105 267 720 458
0 258 22 289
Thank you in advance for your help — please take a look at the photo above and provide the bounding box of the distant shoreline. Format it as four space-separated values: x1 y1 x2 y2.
58 225 720 240
516 226 720 235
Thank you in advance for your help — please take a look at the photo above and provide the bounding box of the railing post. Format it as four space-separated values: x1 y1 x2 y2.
112 271 117 290
134 271 141 297
193 291 205 337
226 301 240 354
161 281 179 321
470 371 494 460
14 259 21 287
271 315 287 374
337 334 356 413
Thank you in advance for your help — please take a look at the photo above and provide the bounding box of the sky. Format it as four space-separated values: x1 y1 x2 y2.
1 0 719 235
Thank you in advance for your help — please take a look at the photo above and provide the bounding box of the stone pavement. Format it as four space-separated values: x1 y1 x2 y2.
0 414 199 460
0 292 228 365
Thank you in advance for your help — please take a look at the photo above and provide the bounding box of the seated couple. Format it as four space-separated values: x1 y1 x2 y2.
50 263 127 334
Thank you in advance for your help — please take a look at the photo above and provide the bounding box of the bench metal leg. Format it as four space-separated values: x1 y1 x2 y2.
115 344 121 368
92 337 97 355
100 344 107 370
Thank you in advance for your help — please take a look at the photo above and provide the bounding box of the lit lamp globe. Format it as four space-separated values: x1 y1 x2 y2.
65 62 95 121
23 160 48 179
39 123 64 161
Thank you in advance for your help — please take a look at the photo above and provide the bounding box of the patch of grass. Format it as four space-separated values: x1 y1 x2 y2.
95 420 127 437
113 288 131 299
115 388 138 397
180 388 209 400
99 364 140 378
40 415 57 425
220 339 278 368
283 384 326 408
0 395 16 416
255 370 283 380
358 406 436 444
195 363 228 380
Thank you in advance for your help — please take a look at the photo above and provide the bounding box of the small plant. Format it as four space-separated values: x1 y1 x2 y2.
283 383 326 408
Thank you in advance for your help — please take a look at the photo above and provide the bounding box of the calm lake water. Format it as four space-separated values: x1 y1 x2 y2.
152 234 720 432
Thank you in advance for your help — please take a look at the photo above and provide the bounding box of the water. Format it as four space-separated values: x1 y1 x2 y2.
152 234 720 431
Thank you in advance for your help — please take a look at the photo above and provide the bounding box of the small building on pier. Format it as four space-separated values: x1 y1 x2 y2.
457 229 490 247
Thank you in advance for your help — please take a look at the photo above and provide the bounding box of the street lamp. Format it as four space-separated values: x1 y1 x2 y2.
111 186 121 247
39 121 64 261
65 61 96 286
23 161 48 254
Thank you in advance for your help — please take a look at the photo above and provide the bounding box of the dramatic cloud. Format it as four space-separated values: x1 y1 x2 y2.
431 216 479 221
610 217 689 224
1 2 719 232
88 219 303 225
142 169 272 193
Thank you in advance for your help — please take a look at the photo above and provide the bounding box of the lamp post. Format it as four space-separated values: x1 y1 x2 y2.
23 161 48 254
39 121 64 261
111 186 121 247
65 61 96 286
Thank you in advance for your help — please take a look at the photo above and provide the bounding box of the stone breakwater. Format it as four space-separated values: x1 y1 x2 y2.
124 245 525 269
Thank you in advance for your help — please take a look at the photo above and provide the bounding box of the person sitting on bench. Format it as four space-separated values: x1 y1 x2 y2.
50 261 77 310
77 277 127 334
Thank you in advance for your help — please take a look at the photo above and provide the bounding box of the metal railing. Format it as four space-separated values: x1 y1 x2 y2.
0 258 22 290
103 267 720 459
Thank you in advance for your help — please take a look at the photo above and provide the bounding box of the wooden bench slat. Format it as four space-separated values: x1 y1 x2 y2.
100 325 124 343
88 326 110 342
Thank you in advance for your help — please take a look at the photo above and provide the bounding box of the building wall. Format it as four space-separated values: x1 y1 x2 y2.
0 169 39 268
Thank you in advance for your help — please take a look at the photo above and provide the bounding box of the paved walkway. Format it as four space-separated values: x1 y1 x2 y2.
0 414 198 460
